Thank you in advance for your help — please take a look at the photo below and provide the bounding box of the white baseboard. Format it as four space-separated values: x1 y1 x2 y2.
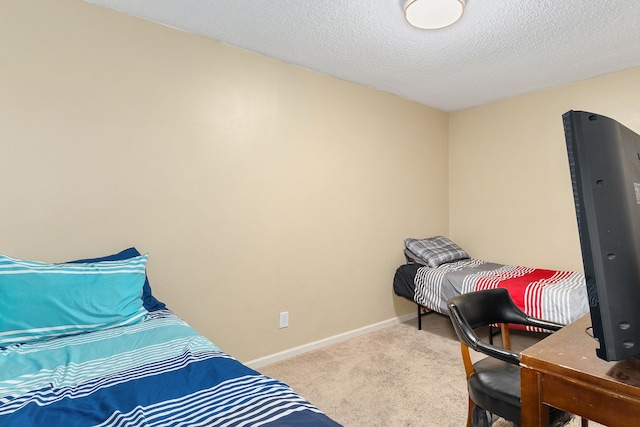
245 311 418 370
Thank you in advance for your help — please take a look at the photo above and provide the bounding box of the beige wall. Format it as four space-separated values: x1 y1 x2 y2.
449 68 640 271
0 1 448 361
6 0 639 363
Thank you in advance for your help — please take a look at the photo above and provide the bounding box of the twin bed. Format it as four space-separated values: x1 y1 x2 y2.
0 248 340 426
394 237 589 330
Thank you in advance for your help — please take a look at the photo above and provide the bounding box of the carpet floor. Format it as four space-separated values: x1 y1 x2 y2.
259 313 597 427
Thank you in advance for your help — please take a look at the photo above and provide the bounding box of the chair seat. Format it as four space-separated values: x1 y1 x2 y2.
469 357 521 423
469 357 573 426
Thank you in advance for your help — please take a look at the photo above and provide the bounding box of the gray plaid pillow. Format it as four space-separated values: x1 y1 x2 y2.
404 236 469 268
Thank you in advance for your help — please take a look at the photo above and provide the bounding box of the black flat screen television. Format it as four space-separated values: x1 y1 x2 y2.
563 110 640 361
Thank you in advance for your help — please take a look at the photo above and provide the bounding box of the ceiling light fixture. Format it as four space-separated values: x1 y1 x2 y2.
404 0 465 30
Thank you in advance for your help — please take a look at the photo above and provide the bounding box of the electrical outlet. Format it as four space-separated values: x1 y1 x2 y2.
279 311 289 329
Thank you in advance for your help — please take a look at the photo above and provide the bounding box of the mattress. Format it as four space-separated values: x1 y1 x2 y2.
0 309 341 426
394 259 589 327
392 263 423 300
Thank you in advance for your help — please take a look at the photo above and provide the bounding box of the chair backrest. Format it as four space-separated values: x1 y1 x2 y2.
449 288 529 328
447 288 562 365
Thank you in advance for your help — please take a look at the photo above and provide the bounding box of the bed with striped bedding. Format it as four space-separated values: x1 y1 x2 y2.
413 258 589 327
0 309 341 426
0 248 341 426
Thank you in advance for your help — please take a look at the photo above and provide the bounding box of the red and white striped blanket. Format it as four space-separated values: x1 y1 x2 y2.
414 259 588 327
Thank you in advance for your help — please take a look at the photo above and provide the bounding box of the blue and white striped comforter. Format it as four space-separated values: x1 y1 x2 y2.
0 310 341 426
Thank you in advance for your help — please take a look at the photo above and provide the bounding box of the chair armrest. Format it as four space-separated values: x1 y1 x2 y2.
450 307 521 365
521 316 564 332
475 340 521 365
474 319 563 365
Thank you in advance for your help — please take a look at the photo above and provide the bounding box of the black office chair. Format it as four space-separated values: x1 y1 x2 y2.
447 288 584 427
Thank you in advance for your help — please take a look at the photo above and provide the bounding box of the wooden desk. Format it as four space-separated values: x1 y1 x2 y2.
520 314 640 427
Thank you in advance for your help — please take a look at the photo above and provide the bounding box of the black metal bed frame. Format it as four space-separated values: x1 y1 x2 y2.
416 303 436 330
416 302 497 344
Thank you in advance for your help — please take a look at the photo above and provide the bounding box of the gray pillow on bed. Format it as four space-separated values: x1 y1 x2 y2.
404 248 427 264
404 236 470 268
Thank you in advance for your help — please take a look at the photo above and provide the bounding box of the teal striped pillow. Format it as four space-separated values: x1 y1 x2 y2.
0 253 149 347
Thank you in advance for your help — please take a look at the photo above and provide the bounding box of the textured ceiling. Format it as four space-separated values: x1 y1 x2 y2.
86 0 640 112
